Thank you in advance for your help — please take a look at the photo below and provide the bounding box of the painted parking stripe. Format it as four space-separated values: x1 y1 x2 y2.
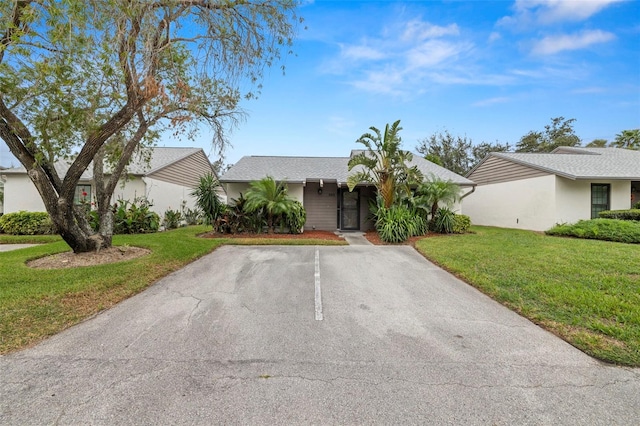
314 248 323 321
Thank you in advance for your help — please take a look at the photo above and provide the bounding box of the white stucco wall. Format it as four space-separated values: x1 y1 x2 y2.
224 183 249 205
463 175 557 231
611 181 633 210
112 177 147 207
556 178 631 224
224 182 304 206
3 174 47 213
142 177 199 215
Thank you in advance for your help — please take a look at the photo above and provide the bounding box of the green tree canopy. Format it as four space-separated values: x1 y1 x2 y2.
347 120 422 208
586 139 609 148
416 131 510 175
612 129 640 150
0 0 300 252
515 117 581 153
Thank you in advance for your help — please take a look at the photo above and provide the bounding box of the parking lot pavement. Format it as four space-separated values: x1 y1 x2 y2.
1 245 638 424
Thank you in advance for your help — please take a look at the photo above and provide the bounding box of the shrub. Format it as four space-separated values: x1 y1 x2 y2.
452 214 471 234
283 200 306 234
633 201 640 210
432 207 456 234
598 209 640 221
182 208 202 225
191 173 225 226
0 211 56 235
546 219 640 244
375 204 427 243
163 209 182 230
113 197 160 234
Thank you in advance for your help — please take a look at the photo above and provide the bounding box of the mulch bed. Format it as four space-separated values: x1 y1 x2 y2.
364 230 448 245
200 230 345 241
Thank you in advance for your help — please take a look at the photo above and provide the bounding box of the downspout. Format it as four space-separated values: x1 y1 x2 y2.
460 185 476 200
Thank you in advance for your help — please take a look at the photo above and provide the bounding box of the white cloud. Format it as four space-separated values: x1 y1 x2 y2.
331 17 471 96
350 67 407 96
401 20 459 41
571 86 606 94
488 32 501 42
340 44 386 60
502 0 625 26
472 97 511 107
531 30 615 55
406 40 470 69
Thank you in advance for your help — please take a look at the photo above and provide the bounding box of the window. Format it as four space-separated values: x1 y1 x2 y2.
591 184 610 219
74 184 92 205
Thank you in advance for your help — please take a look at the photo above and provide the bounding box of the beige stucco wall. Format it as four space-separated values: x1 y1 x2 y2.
463 174 557 231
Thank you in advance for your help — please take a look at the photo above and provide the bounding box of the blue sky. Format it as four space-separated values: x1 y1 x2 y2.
1 0 639 168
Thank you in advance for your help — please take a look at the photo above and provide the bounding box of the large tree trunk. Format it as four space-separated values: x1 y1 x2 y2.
49 198 110 253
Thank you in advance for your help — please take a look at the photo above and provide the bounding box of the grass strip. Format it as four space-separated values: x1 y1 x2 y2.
415 226 640 366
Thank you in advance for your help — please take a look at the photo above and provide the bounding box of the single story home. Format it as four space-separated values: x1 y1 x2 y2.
220 150 475 231
1 147 221 216
464 147 640 231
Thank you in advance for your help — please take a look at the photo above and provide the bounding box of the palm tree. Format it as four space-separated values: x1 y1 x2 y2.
612 129 640 150
191 173 225 226
586 139 609 148
415 174 461 223
347 120 422 208
244 176 296 233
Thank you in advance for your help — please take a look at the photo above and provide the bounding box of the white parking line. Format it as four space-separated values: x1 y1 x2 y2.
314 248 323 321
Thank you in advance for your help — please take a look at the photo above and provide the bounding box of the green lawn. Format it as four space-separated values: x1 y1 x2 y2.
0 226 344 354
415 226 640 366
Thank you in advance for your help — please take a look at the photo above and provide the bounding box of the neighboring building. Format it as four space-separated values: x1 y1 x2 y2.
220 150 475 232
464 147 640 231
1 147 220 216
0 165 5 214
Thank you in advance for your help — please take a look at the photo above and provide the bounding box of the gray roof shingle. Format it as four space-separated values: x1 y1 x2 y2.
220 154 475 186
1 147 203 178
489 147 640 180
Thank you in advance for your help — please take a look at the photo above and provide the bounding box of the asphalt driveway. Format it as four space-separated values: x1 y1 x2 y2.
1 245 638 424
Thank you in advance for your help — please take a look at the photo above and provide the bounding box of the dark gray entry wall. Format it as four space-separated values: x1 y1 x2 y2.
303 182 338 231
303 182 376 231
358 186 376 231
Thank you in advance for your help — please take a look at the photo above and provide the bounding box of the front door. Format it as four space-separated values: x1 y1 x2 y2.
340 189 360 230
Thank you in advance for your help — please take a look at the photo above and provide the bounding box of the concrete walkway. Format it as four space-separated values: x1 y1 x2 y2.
1 245 638 424
0 244 39 252
338 231 373 245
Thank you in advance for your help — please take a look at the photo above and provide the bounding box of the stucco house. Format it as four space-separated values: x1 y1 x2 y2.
464 147 640 231
1 147 220 216
220 151 475 232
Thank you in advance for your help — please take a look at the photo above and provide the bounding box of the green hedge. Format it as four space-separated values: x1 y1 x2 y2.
0 211 56 235
546 219 640 244
598 209 640 221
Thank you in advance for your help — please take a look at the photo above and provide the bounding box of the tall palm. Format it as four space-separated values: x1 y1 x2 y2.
347 120 422 208
415 174 461 221
612 129 640 150
191 173 225 226
244 176 296 233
